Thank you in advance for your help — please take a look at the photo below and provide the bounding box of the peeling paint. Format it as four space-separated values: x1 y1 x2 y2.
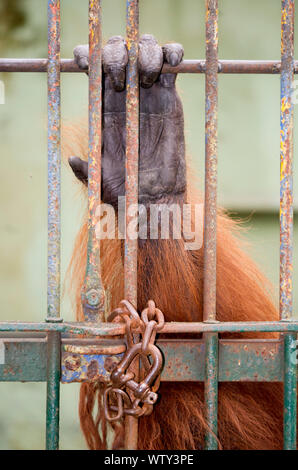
81 0 106 322
280 0 294 322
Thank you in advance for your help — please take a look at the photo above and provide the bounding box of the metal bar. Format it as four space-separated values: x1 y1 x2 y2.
125 0 139 307
160 321 298 334
0 338 291 383
204 0 218 323
283 333 297 449
280 0 294 321
0 320 298 335
204 333 219 449
81 0 106 322
4 59 298 74
0 321 125 335
47 2 61 320
46 331 61 449
46 0 61 450
204 0 219 450
124 0 140 451
280 0 297 450
0 337 47 382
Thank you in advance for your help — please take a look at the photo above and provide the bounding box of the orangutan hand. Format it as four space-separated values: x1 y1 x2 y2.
70 35 186 206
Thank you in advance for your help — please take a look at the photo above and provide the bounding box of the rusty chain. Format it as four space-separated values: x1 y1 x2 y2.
103 300 164 422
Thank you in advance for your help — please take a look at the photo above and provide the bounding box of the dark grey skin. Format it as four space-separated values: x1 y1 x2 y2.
69 34 186 206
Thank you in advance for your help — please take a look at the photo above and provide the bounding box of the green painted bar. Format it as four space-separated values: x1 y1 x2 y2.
0 320 298 336
46 331 61 450
0 338 47 381
0 321 125 336
204 333 219 450
161 339 285 382
203 0 219 447
283 333 297 450
0 337 288 383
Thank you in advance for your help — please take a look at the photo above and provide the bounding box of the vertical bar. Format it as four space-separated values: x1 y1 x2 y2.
46 0 61 450
204 1 218 322
81 0 106 322
124 0 140 450
283 333 297 449
204 0 219 450
125 0 139 307
46 331 61 450
280 0 296 450
280 0 294 321
204 332 219 449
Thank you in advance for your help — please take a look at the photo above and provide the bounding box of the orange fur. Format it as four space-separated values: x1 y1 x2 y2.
64 126 290 450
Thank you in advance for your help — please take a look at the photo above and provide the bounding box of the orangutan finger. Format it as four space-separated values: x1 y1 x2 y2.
138 34 163 88
160 43 184 87
69 156 88 185
162 43 184 67
73 44 89 70
103 36 128 92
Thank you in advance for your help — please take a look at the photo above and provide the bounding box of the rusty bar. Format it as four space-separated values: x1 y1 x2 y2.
4 59 298 74
1 337 297 384
280 1 296 449
203 0 219 450
81 0 106 322
47 0 61 320
204 332 218 449
160 321 298 334
46 0 61 450
0 59 81 72
280 0 294 321
0 320 298 336
204 0 218 323
160 339 286 383
124 0 140 451
164 60 282 74
204 0 219 450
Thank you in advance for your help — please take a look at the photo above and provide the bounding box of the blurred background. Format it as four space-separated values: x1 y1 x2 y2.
0 0 297 449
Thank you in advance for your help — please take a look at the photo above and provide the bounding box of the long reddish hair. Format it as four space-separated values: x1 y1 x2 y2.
64 125 287 450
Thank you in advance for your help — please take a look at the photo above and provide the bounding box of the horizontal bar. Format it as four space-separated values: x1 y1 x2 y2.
2 59 298 74
159 321 298 334
0 321 125 336
0 337 291 383
0 58 80 72
0 320 297 336
0 337 47 381
162 338 285 382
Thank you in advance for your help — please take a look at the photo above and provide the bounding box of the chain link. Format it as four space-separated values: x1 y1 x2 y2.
104 300 164 422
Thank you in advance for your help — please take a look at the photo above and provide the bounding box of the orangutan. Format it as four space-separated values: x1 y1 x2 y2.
65 34 287 450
